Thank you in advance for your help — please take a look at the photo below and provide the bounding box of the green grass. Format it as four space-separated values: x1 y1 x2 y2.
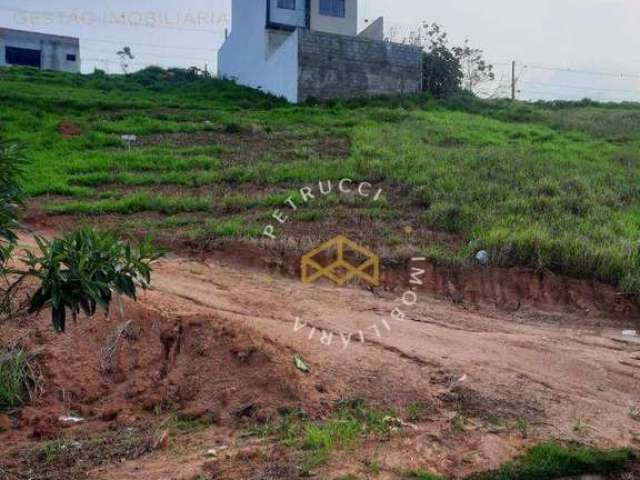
0 347 37 411
470 442 633 480
3 66 640 300
403 443 633 480
188 218 262 241
404 471 447 480
46 193 211 215
245 401 397 475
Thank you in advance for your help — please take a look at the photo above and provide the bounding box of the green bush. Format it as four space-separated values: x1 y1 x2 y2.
24 228 158 332
0 142 24 256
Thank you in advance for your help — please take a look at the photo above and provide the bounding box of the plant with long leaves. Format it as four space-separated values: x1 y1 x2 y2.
23 228 158 332
0 143 24 266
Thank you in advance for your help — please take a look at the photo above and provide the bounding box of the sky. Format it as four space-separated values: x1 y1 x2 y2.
0 0 638 102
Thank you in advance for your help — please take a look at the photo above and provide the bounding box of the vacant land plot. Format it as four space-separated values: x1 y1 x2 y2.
2 66 640 301
2 67 640 480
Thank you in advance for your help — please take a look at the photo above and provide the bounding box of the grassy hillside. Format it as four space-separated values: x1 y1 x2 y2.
2 66 640 299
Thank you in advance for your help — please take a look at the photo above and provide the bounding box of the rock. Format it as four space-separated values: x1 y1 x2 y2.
205 449 218 458
475 250 490 266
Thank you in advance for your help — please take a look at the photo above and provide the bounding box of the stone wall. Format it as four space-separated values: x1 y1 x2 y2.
297 29 422 102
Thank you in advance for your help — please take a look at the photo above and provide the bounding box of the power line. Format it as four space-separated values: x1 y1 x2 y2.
525 64 640 80
81 37 218 53
520 80 639 95
85 48 214 63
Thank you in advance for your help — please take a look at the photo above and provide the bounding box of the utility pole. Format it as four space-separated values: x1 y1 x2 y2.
511 60 516 101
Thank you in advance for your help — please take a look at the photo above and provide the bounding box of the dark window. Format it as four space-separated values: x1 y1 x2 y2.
5 46 41 67
66 53 76 62
319 0 345 17
277 0 296 9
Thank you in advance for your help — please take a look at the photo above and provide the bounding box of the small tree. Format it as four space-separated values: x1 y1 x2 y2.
24 229 158 332
453 39 495 95
116 46 135 75
393 22 463 98
417 23 463 98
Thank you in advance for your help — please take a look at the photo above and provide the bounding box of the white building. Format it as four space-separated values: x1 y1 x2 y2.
0 28 80 73
218 0 422 103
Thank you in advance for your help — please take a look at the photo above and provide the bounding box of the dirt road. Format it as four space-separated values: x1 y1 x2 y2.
142 253 640 448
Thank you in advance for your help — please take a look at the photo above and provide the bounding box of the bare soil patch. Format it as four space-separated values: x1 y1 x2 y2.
134 129 351 164
57 121 82 139
3 230 640 479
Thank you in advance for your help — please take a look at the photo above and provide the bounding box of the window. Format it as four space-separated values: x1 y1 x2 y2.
319 0 345 17
5 46 41 67
277 0 296 9
66 54 77 62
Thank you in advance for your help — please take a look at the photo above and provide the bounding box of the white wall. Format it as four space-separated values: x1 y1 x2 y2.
268 0 306 28
358 17 384 41
218 0 299 102
310 0 357 36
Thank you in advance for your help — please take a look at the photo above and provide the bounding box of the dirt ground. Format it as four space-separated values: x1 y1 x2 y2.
2 234 640 479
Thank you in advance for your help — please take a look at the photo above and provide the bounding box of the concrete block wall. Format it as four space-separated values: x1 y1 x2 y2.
297 29 422 102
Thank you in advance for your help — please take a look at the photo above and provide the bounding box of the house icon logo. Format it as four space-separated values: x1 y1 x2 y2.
301 235 379 286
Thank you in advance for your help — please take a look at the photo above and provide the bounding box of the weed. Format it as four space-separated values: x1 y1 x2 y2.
515 418 529 439
450 413 466 434
572 417 590 437
245 401 397 475
404 470 447 480
43 437 70 463
470 442 633 480
0 346 40 411
406 402 431 423
629 406 640 422
165 412 218 433
368 455 382 475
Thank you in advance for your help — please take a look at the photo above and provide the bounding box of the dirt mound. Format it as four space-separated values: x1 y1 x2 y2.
1 301 330 446
58 121 82 139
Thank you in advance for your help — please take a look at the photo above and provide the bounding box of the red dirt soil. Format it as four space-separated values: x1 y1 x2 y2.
2 233 640 479
57 121 82 139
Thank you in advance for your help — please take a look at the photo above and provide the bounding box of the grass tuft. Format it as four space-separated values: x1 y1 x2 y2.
0 346 40 411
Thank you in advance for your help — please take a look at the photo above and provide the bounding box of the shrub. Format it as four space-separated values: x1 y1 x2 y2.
0 142 24 257
24 228 158 332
